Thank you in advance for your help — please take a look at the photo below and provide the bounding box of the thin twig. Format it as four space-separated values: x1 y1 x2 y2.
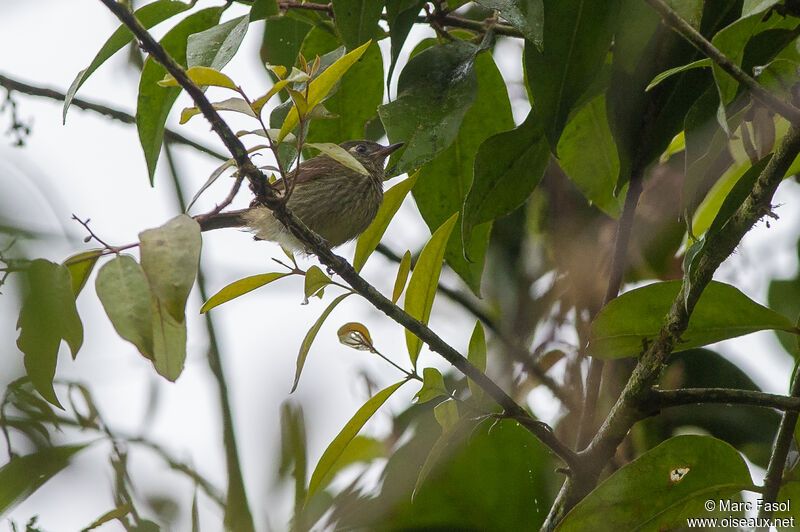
0 72 227 161
649 387 800 411
758 364 800 525
98 0 580 471
577 169 645 449
645 0 800 125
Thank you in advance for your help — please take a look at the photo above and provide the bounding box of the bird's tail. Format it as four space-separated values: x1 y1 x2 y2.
195 209 248 231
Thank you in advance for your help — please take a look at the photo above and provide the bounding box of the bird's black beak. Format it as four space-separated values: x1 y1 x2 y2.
377 142 405 157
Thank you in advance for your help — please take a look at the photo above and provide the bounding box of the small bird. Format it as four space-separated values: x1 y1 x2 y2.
198 140 403 250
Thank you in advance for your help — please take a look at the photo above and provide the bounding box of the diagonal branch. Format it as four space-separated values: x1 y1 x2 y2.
543 123 800 529
97 0 579 470
644 0 800 125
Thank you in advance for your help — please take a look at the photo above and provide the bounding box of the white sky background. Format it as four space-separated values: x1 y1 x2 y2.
1 1 800 531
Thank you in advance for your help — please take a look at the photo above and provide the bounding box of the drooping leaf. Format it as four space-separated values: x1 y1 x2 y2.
353 171 419 272
476 0 544 46
16 260 83 408
337 322 375 351
414 50 513 294
279 40 372 141
467 321 486 402
201 272 291 313
62 250 102 297
404 213 458 367
414 367 450 404
96 255 155 360
304 265 331 298
0 444 90 517
291 293 351 393
332 0 384 50
139 215 202 323
556 95 623 217
151 297 187 381
587 280 797 359
306 380 405 503
463 109 549 246
524 0 619 150
557 435 753 530
379 40 480 175
63 0 192 122
187 14 250 70
392 251 412 303
136 8 221 182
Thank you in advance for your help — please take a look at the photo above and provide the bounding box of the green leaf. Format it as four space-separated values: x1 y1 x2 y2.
159 66 238 90
63 250 102 297
556 435 753 531
304 143 369 176
379 40 479 174
607 0 730 188
414 367 449 404
251 0 280 21
467 321 486 402
463 109 549 246
392 251 412 303
304 265 331 298
587 280 797 359
386 1 424 94
187 14 251 70
16 260 84 408
151 297 187 381
63 0 191 122
137 8 221 182
404 213 458 367
332 0 384 50
414 50 513 294
302 31 384 145
278 40 372 141
524 0 618 150
710 10 798 129
260 14 313 70
306 380 405 503
353 171 419 272
646 58 712 91
0 444 90 517
139 214 202 323
742 0 782 17
476 0 544 46
96 255 155 360
201 272 291 313
291 293 351 393
556 94 623 218
412 411 472 501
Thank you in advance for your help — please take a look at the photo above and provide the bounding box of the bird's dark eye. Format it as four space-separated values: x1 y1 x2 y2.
355 144 367 153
